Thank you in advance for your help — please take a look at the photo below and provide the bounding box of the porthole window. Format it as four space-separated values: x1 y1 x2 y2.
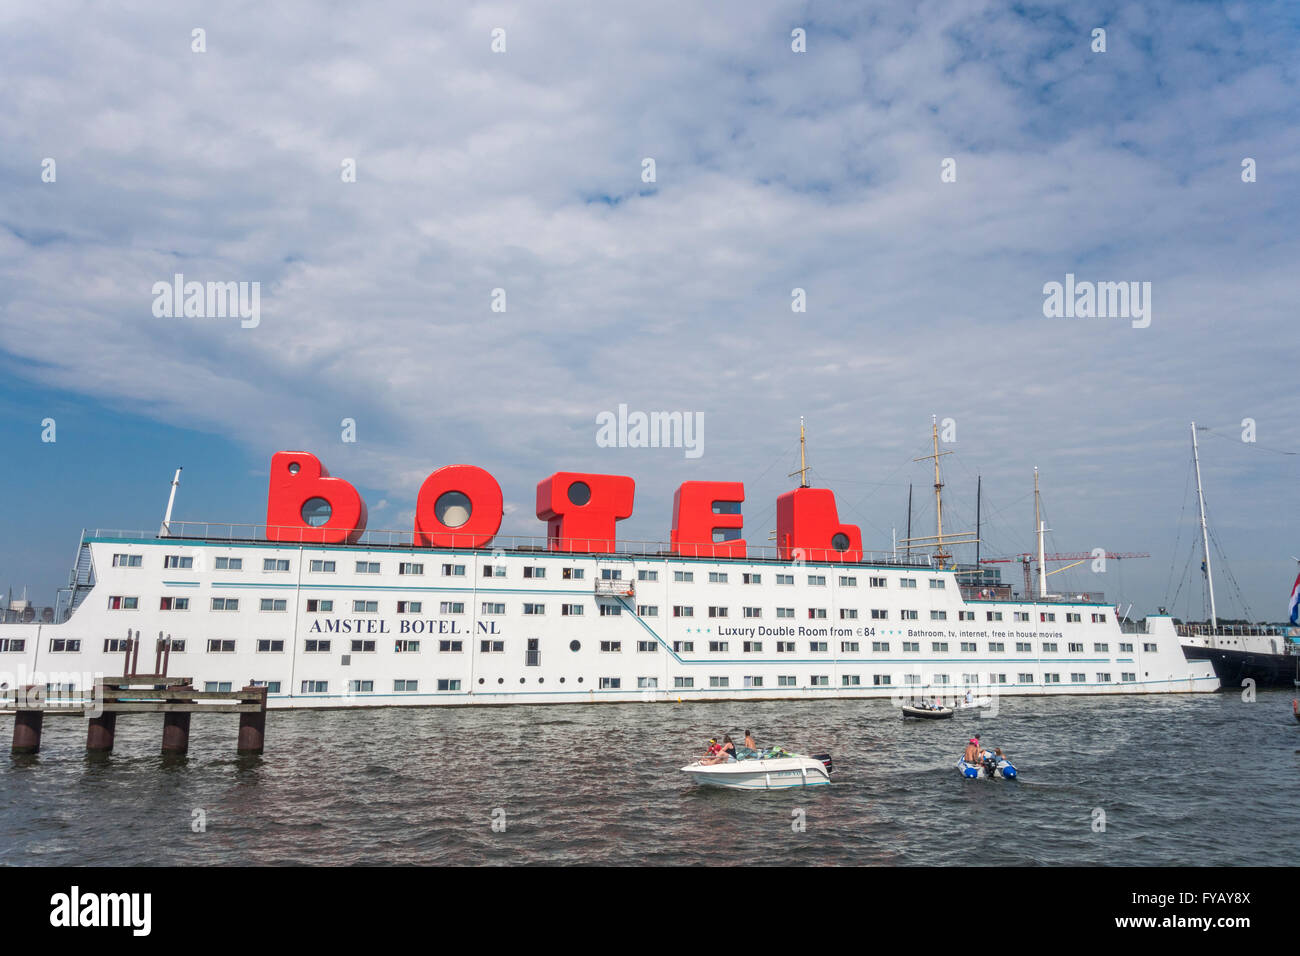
831 533 850 551
478 678 484 685
569 640 581 652
567 481 591 506
288 461 300 475
519 678 525 684
301 497 331 527
538 678 544 684
577 677 584 683
497 678 504 684
559 677 566 683
435 491 472 528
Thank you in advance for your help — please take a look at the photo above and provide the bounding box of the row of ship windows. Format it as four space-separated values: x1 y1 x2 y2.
29 637 1159 656
105 595 1107 625
115 554 947 589
44 671 1139 697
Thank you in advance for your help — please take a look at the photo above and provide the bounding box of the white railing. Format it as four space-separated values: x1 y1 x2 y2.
89 523 937 568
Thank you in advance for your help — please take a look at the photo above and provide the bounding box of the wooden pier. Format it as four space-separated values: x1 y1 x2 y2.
4 633 268 756
5 678 267 756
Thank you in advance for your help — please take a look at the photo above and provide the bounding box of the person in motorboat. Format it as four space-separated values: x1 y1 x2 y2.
963 738 980 763
744 729 757 750
700 738 725 764
964 689 973 705
719 735 737 761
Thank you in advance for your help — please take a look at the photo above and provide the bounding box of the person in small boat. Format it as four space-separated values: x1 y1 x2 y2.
963 738 980 764
964 689 973 705
700 736 736 765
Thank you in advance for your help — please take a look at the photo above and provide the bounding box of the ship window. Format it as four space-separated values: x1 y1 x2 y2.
435 491 472 528
569 640 581 651
301 498 331 526
567 481 591 506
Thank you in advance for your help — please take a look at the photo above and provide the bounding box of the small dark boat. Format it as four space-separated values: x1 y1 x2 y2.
902 705 953 720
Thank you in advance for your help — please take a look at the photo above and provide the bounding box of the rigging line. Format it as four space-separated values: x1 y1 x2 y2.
1162 450 1195 607
808 466 892 542
1168 535 1198 618
1201 428 1298 457
752 440 803 486
1207 524 1255 622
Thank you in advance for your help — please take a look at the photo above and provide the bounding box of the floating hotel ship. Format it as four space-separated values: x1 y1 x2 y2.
0 424 1218 708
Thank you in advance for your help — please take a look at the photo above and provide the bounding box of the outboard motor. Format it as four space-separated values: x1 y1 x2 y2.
811 752 833 774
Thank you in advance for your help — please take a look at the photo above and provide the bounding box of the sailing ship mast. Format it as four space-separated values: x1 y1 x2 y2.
1034 467 1048 599
1190 421 1218 628
900 416 977 569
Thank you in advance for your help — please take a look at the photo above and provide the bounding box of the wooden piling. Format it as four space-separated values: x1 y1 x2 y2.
12 709 43 755
161 711 192 754
236 685 268 755
86 712 117 753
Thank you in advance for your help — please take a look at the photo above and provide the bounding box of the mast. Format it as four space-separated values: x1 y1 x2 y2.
1034 467 1047 598
901 416 977 568
930 417 946 564
159 467 183 537
905 484 913 561
788 417 810 488
1191 422 1217 627
975 476 982 572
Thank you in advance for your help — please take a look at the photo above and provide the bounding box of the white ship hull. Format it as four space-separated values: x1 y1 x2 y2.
0 533 1219 709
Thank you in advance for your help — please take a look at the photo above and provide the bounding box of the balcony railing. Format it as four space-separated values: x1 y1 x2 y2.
88 523 938 568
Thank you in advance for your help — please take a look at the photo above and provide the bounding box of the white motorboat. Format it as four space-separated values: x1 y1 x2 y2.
681 748 832 790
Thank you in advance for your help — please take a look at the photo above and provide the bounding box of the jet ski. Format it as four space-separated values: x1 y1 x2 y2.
957 751 1017 779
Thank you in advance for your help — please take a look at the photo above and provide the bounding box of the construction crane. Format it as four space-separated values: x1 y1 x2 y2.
979 552 1150 600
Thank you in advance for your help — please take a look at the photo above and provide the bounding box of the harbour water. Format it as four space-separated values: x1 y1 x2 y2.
2 690 1297 866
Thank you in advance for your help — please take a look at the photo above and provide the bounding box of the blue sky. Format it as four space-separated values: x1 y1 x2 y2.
2 0 1298 620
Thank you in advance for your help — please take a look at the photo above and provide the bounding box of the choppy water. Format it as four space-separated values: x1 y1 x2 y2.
2 689 1297 866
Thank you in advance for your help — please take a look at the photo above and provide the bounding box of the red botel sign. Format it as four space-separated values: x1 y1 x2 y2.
671 481 746 558
775 487 863 563
265 451 368 544
414 464 504 549
264 451 863 562
536 471 635 553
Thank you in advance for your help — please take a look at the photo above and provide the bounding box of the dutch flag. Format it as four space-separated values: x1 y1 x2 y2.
1291 571 1300 625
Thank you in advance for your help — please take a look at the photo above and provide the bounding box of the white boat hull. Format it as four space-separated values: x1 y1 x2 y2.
681 755 831 790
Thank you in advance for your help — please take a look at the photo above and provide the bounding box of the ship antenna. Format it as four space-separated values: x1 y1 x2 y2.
788 417 811 489
159 467 183 537
1190 422 1217 628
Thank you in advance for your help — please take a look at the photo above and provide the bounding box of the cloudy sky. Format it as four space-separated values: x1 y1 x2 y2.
2 0 1298 620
